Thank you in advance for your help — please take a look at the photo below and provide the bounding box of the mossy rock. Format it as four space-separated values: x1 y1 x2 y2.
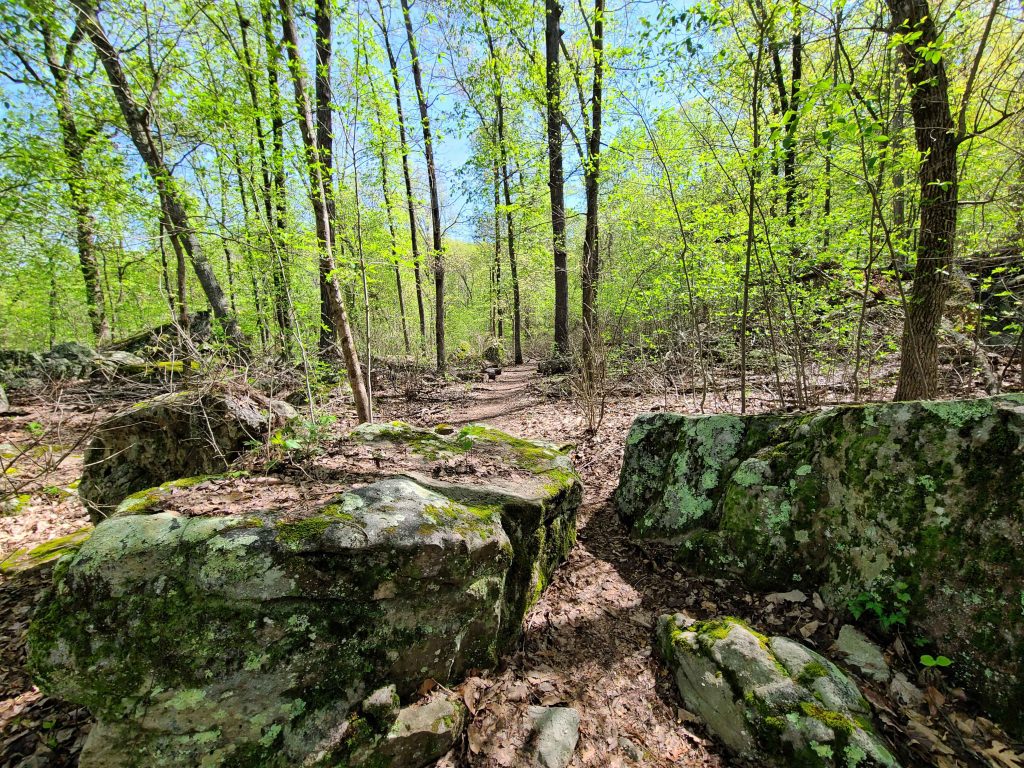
0 526 93 573
621 395 1024 736
30 422 581 767
78 390 296 524
657 615 898 767
30 477 508 767
614 411 797 541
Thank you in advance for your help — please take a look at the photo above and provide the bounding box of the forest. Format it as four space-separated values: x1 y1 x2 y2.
1 0 1024 765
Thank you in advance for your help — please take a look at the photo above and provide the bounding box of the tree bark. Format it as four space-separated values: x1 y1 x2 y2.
75 0 246 351
41 20 109 345
314 0 340 352
545 0 570 357
279 0 371 422
400 0 446 372
373 0 427 346
581 0 604 367
481 3 523 364
886 0 958 401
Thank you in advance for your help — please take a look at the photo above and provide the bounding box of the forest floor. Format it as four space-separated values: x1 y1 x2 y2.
2 364 1023 767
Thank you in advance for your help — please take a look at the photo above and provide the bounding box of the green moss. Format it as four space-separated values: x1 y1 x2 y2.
1 527 92 572
691 616 770 646
798 702 856 734
796 661 828 686
921 399 995 428
274 504 359 548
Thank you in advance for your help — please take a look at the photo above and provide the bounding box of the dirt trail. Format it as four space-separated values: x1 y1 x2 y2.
388 365 728 767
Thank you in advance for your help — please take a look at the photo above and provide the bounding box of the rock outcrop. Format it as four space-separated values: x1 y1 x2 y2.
617 395 1024 734
78 389 296 522
30 420 581 768
658 615 899 767
0 343 196 389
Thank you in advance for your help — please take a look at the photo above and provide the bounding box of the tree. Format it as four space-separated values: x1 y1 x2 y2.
74 0 247 351
371 0 427 346
545 0 569 357
400 0 446 372
39 16 109 344
480 1 524 364
279 0 371 422
886 0 959 400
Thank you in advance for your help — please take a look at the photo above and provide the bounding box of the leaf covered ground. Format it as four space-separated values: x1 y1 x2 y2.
1 366 1022 767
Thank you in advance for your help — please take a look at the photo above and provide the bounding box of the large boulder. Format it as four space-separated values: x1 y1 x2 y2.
30 421 581 767
78 390 296 523
617 395 1024 735
658 615 899 766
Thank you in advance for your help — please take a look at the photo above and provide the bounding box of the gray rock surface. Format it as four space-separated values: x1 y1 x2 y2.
370 693 467 768
835 625 890 683
0 383 7 413
527 706 581 768
92 350 149 373
78 389 295 522
618 396 1024 734
657 615 899 767
30 422 582 768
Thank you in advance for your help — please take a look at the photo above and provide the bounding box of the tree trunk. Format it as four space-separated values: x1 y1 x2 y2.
75 0 246 351
373 0 427 348
887 0 958 401
314 0 339 352
259 0 293 348
545 0 569 357
380 147 412 354
41 21 109 345
784 17 801 226
235 0 292 351
400 0 446 372
493 167 504 339
481 3 523 363
279 0 371 422
581 0 604 367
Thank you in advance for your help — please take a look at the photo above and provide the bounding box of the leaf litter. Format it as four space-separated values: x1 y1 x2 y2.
1 367 1022 767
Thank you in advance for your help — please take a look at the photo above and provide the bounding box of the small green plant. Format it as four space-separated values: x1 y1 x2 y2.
268 413 337 459
919 654 952 668
847 581 912 632
26 421 44 437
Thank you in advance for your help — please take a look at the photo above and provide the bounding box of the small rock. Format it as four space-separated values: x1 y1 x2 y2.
657 615 900 767
527 706 580 768
835 625 891 683
0 383 8 413
890 672 926 708
362 685 400 729
371 693 467 768
618 735 644 761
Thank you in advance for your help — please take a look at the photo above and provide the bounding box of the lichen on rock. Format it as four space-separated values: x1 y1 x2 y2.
657 615 899 767
78 389 296 523
619 395 1024 736
29 420 581 767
